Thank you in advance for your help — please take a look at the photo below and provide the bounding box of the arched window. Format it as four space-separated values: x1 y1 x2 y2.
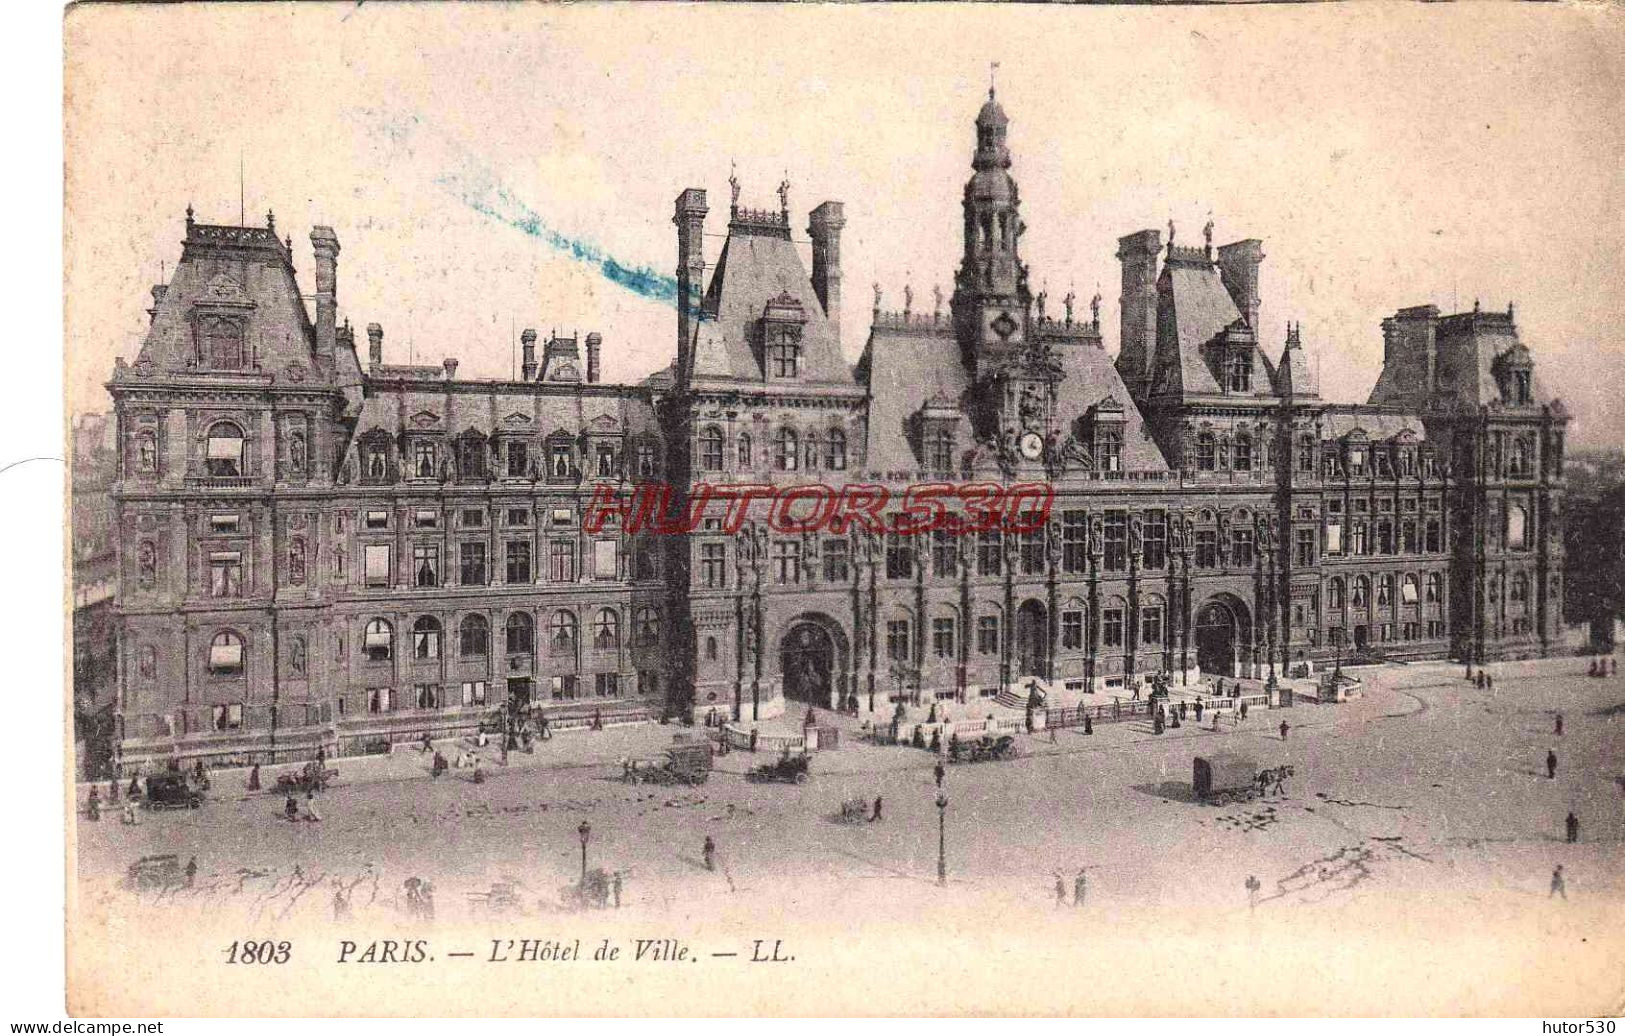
737 432 753 469
1195 432 1216 472
505 612 534 655
775 428 799 471
1506 504 1528 550
412 616 442 660
825 428 847 470
205 421 245 477
202 316 245 369
1233 433 1253 472
699 427 724 472
1402 573 1419 604
550 611 577 653
208 630 244 675
459 614 489 658
1426 573 1442 604
594 608 620 650
704 635 718 661
1327 577 1345 610
634 606 661 647
1351 576 1369 609
363 619 393 662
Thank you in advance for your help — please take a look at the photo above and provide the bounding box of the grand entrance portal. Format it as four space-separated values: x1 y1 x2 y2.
1015 600 1048 678
780 620 840 708
1194 596 1250 678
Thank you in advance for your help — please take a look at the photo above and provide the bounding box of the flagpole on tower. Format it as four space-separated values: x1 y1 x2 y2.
239 151 245 227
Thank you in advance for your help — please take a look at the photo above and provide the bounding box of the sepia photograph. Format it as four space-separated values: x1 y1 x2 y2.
44 0 1625 1020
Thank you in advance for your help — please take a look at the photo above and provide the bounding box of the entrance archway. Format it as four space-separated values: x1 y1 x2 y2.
1194 596 1251 678
779 617 847 709
1015 600 1048 678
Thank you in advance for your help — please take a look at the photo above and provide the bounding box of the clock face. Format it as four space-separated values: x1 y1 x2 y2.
1019 431 1044 460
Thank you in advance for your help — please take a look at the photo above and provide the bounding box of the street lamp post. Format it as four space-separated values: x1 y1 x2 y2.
577 820 591 883
936 791 948 887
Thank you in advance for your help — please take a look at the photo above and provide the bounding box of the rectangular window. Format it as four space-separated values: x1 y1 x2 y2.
413 543 439 587
365 510 389 530
1231 528 1254 569
773 540 802 585
1103 512 1127 571
1376 520 1394 555
1141 607 1163 646
1020 530 1045 576
977 531 1002 577
412 509 438 529
368 687 392 714
700 542 727 588
932 618 956 659
1349 521 1368 556
412 626 439 661
1102 609 1124 648
886 621 911 664
548 539 576 582
977 616 999 655
593 539 618 579
1325 520 1343 556
414 683 441 709
552 508 576 527
932 530 958 578
209 513 240 533
460 680 487 707
363 544 391 587
886 534 914 580
507 508 530 527
638 670 661 697
1296 528 1316 566
595 672 621 698
550 675 579 701
823 538 849 583
211 703 243 731
460 542 487 585
1061 610 1084 650
507 442 529 478
505 541 531 584
1062 511 1087 574
461 508 485 527
208 551 243 598
1143 511 1167 570
1195 530 1218 569
1402 519 1418 555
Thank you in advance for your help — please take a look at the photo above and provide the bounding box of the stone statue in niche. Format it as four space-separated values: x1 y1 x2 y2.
137 541 157 588
288 432 306 474
289 636 307 678
138 645 156 680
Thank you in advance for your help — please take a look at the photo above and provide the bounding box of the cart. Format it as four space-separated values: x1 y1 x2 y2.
749 752 811 784
950 734 1017 764
835 797 869 823
628 742 713 786
143 773 203 810
275 761 338 795
1193 752 1260 804
124 854 184 891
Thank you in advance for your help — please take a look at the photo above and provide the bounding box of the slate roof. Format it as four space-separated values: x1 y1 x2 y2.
859 324 970 472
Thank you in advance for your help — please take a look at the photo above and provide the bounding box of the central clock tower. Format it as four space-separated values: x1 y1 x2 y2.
950 87 1055 467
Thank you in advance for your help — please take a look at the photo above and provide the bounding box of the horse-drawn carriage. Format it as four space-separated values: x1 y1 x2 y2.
748 752 811 784
625 741 712 786
948 733 1017 764
1193 752 1262 804
835 797 870 823
124 854 184 891
275 760 337 795
561 868 612 910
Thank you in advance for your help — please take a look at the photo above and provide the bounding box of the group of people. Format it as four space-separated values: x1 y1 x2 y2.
1585 657 1616 678
1052 870 1088 907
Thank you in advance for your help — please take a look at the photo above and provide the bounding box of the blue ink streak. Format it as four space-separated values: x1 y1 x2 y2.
436 171 687 311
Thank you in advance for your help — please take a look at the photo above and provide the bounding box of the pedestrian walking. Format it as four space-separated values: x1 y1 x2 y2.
1083 714 1093 735
1487 673 1494 692
749 728 759 753
108 777 119 803
1239 702 1248 721
1245 874 1261 910
1555 713 1564 737
332 883 351 921
86 787 101 821
1547 749 1557 780
122 801 138 826
185 855 198 887
304 791 322 822
1476 671 1487 690
128 773 142 799
247 764 261 792
871 795 884 822
1550 865 1567 899
1612 658 1618 677
934 761 945 788
1195 700 1203 723
1280 720 1290 741
1054 875 1066 907
612 870 623 909
420 880 436 920
1073 870 1087 907
703 835 716 871
284 794 299 821
1566 812 1579 843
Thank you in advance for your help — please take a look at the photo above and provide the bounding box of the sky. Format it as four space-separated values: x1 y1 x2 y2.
64 3 1625 443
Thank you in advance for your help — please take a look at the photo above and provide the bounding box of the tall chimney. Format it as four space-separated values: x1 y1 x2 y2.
366 323 383 368
310 227 341 361
673 189 708 386
443 358 458 380
1115 228 1162 398
521 328 538 381
1216 239 1265 332
585 332 602 384
808 201 846 347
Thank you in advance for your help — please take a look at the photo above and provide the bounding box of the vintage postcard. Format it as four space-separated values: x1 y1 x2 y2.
62 1 1625 1018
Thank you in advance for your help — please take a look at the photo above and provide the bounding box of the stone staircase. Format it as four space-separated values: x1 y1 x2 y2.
995 677 1056 711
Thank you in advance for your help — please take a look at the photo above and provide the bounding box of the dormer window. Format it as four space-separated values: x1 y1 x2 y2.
1513 370 1531 405
202 316 246 370
762 293 807 380
930 428 956 475
770 328 801 378
1228 351 1251 392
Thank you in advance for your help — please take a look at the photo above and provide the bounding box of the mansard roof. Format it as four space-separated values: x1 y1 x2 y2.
1053 342 1169 473
1151 260 1234 396
693 221 852 386
353 379 661 445
859 322 969 473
